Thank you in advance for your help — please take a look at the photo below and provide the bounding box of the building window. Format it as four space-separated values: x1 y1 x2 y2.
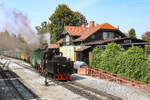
69 49 71 57
91 35 95 39
66 35 70 45
124 40 131 43
109 32 114 39
103 32 114 39
65 48 67 57
103 32 108 39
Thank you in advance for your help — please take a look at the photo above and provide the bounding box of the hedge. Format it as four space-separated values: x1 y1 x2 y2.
90 43 150 83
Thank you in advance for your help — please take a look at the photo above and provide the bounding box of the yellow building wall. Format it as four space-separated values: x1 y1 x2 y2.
21 53 25 60
59 46 81 62
71 47 74 61
73 47 76 61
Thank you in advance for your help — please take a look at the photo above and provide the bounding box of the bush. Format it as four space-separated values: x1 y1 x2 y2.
117 46 148 82
90 47 104 68
99 43 124 72
91 43 150 83
143 59 150 83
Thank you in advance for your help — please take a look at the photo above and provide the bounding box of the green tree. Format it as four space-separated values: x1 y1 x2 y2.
35 21 49 34
128 28 136 38
142 31 150 53
49 4 85 43
36 21 49 47
99 43 124 72
74 12 88 25
142 31 150 41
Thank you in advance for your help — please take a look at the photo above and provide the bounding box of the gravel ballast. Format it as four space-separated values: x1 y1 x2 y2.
72 74 150 100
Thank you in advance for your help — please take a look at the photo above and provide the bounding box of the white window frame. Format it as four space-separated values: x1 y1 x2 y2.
69 48 71 57
65 48 67 57
103 32 108 39
109 32 114 39
66 35 70 45
91 35 95 39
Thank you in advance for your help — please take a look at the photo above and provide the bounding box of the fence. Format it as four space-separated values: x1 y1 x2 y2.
78 67 150 92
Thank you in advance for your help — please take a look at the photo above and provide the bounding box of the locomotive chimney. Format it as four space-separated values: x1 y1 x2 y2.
89 21 95 27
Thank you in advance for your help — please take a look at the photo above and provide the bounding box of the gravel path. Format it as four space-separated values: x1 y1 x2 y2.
72 74 150 100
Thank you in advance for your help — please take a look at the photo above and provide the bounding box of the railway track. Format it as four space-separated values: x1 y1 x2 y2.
7 58 123 100
51 80 122 100
0 65 38 100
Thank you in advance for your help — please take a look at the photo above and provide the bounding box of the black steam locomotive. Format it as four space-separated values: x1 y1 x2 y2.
40 49 74 83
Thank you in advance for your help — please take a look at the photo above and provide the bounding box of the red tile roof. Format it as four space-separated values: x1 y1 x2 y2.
74 23 119 41
48 44 59 49
64 26 87 36
56 38 64 44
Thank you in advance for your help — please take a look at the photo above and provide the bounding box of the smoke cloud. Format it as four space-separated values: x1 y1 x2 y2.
0 3 38 42
0 2 40 52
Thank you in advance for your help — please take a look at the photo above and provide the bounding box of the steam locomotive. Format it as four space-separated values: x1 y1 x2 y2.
2 48 74 81
41 49 74 81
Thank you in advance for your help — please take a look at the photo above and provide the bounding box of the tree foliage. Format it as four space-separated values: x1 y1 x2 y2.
117 46 148 81
35 21 49 34
74 12 88 25
90 43 150 83
0 31 31 52
142 31 150 52
128 28 136 38
35 21 49 47
90 47 103 68
142 31 150 41
49 4 84 43
36 4 88 43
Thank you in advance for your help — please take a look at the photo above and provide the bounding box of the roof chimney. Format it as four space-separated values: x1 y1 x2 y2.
82 24 86 28
89 21 95 27
117 25 120 29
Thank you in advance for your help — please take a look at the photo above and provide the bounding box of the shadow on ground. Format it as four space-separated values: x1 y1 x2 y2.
0 67 40 100
71 74 86 81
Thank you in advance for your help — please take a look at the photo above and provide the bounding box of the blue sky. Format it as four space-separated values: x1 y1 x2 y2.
1 0 150 38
